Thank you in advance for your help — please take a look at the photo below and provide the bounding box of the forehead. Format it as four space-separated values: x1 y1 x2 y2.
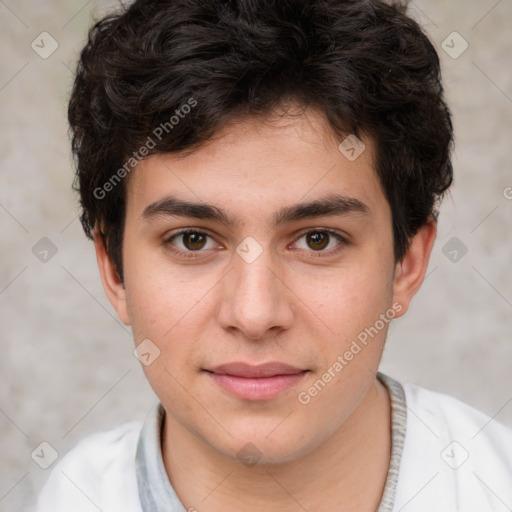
125 109 388 225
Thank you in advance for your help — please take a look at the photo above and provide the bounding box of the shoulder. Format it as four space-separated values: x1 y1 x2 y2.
403 379 512 438
402 380 512 455
36 420 143 512
394 378 512 512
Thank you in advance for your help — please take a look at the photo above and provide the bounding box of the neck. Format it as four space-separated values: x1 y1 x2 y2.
162 377 391 512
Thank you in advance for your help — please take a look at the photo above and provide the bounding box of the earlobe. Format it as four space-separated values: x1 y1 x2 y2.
93 231 131 325
392 219 437 317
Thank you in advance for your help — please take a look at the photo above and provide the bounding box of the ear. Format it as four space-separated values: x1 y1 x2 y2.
94 231 131 325
392 218 437 317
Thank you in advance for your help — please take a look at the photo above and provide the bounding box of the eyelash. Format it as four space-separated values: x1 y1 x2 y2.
164 228 348 259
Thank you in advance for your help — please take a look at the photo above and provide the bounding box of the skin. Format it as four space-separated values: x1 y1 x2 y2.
95 107 436 511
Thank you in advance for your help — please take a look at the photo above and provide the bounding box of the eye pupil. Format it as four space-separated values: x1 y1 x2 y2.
184 232 206 250
307 231 329 250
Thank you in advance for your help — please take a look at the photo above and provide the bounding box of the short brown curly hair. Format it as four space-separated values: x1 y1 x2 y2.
68 0 453 281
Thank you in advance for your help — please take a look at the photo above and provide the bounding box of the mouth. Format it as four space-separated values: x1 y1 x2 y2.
204 362 309 401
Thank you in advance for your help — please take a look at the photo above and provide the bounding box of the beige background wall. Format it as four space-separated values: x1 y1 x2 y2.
0 0 511 510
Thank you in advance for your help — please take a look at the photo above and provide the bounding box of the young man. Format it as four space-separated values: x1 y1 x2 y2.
37 0 512 511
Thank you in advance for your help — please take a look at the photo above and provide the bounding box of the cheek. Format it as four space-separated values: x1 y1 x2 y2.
306 258 395 344
124 267 207 402
126 281 203 348
293 266 394 435
122 249 220 382
122 240 194 338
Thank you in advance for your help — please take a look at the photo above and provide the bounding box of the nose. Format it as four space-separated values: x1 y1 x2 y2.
216 246 295 341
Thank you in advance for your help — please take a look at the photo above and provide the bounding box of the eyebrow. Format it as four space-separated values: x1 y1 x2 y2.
142 194 370 228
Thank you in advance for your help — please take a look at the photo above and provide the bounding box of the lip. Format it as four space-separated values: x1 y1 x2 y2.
208 362 305 378
205 362 308 401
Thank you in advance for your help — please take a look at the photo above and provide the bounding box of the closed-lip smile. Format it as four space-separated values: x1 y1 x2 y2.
205 362 309 401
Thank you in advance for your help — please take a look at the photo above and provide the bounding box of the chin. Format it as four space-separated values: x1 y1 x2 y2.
212 424 320 467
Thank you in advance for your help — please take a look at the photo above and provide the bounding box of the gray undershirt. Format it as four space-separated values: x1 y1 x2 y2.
135 371 407 512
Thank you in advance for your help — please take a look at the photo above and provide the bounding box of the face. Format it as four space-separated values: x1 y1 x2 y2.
97 108 433 464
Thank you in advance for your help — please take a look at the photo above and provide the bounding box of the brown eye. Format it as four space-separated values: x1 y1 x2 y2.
182 232 207 250
306 231 330 251
166 229 216 253
293 229 346 255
